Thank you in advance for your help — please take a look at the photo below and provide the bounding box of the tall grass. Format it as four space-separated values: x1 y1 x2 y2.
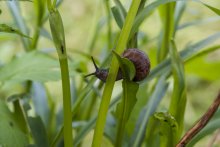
0 0 220 147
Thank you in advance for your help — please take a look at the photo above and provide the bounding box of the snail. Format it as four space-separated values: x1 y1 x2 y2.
85 48 150 82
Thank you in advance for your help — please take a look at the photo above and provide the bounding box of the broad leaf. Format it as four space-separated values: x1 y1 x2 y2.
185 51 220 81
154 112 178 147
0 100 28 147
112 50 135 81
0 51 59 84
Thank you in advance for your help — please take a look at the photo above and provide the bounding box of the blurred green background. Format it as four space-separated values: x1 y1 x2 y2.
0 0 220 146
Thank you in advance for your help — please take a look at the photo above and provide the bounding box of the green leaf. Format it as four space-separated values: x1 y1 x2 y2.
169 40 186 140
7 95 29 133
111 6 124 29
157 2 175 62
0 51 60 83
31 82 50 126
116 81 139 122
130 0 178 38
174 1 186 32
74 96 121 146
113 50 138 146
130 0 219 39
186 53 220 81
7 1 31 50
48 9 66 59
178 16 220 30
130 74 169 146
115 80 139 146
28 116 49 147
154 112 178 147
112 50 136 81
144 32 220 84
0 100 28 147
34 0 46 26
0 24 31 38
202 3 220 16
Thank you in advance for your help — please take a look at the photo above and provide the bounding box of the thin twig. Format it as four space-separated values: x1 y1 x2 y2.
176 91 220 147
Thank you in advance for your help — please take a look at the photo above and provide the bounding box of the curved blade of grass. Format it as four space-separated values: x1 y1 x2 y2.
178 16 220 30
144 32 220 84
130 0 179 39
111 6 125 29
202 2 220 15
174 1 186 33
169 40 186 143
157 1 175 62
31 0 46 49
7 1 31 50
0 24 31 38
92 0 143 146
113 0 127 18
130 74 169 147
130 0 218 39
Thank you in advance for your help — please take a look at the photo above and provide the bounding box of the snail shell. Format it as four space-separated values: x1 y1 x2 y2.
85 48 150 82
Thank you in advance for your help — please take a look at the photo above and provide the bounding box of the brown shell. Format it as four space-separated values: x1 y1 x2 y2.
122 48 150 82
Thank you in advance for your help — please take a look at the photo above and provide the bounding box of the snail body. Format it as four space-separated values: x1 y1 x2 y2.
85 48 150 82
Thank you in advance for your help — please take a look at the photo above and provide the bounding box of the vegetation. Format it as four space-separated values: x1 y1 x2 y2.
0 0 220 147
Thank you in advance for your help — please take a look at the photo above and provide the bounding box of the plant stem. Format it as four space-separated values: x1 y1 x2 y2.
176 92 220 147
104 0 112 49
59 58 73 147
92 0 142 146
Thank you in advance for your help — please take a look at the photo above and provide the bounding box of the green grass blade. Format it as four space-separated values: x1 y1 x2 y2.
169 40 186 142
174 1 186 33
7 1 31 50
202 2 220 15
0 24 31 38
144 32 220 83
157 2 175 62
178 16 220 30
130 74 169 147
115 80 138 146
92 0 143 146
74 96 121 146
111 6 124 29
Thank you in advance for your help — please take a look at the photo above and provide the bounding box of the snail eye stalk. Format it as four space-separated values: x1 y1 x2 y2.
84 56 99 78
91 56 99 71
